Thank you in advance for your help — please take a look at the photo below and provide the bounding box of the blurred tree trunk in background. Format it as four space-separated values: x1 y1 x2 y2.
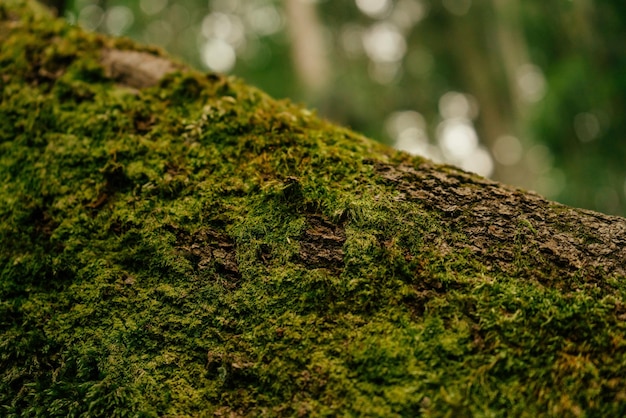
447 0 537 188
447 8 513 180
490 0 532 186
284 0 330 104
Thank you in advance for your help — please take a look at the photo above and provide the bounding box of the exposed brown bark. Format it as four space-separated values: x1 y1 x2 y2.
173 157 626 292
373 160 626 281
100 49 183 90
298 214 346 274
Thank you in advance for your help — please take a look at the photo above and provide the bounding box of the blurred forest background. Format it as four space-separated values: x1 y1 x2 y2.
43 0 626 216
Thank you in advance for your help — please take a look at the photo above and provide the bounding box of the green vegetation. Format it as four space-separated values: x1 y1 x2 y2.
61 0 626 215
1 2 626 416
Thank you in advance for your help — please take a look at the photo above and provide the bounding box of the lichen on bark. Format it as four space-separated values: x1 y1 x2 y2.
1 1 626 416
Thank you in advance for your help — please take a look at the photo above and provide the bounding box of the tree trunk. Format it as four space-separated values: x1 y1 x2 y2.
1 1 626 416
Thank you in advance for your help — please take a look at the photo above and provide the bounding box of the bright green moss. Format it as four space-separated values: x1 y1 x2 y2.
2 1 626 416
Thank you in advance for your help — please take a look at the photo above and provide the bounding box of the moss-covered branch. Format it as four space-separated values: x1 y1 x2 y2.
2 1 626 416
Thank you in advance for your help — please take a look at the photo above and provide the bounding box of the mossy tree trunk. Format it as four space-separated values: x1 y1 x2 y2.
1 1 626 416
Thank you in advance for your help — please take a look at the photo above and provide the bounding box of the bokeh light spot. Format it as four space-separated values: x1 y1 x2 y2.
492 135 523 166
202 39 237 73
169 4 191 29
362 22 406 63
143 19 173 47
437 119 478 161
391 0 427 30
355 0 392 18
516 63 546 103
525 144 553 175
246 5 283 36
574 112 601 143
460 147 494 177
340 24 365 58
439 91 478 120
386 110 426 138
140 0 168 16
202 12 245 47
104 6 134 36
78 4 104 31
534 169 566 198
368 61 401 84
212 0 241 14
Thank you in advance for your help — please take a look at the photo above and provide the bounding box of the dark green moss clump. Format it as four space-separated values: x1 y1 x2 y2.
2 1 626 416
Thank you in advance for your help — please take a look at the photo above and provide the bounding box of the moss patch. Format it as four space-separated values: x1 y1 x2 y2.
2 1 626 416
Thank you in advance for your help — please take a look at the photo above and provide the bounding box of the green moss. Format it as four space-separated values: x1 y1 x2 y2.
2 1 626 416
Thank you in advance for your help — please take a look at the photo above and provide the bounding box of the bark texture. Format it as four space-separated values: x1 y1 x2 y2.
100 48 183 90
374 161 626 280
2 2 626 417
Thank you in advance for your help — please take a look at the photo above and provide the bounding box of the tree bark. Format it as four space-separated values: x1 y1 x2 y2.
2 2 626 416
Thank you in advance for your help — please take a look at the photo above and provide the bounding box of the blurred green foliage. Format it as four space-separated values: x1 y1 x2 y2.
63 0 626 215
